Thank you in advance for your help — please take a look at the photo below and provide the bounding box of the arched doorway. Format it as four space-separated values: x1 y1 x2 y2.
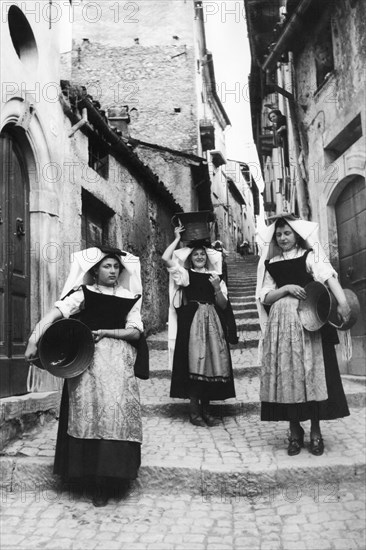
335 175 366 375
0 130 30 397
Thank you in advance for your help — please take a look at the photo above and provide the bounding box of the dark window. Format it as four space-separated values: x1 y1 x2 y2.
81 189 114 248
314 22 334 89
88 135 109 179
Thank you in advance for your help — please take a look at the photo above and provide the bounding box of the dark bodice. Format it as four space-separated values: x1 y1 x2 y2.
72 286 140 331
265 250 338 343
265 250 313 288
184 270 216 303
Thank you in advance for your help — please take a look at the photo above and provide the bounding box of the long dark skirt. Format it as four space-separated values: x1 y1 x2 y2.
261 341 350 422
170 302 236 401
54 383 141 481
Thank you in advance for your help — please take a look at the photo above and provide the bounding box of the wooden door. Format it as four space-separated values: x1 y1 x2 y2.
0 132 30 397
335 176 366 375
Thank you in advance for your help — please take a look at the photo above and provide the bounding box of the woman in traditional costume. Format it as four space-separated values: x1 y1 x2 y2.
256 215 351 456
162 223 236 427
25 246 145 506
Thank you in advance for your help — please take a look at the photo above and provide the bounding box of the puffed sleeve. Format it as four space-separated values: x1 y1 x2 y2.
54 288 84 318
259 270 277 304
167 261 190 287
125 301 144 333
306 250 338 283
219 279 228 300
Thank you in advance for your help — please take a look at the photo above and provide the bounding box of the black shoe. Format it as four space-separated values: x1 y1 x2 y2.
189 413 206 427
92 480 109 507
92 492 109 507
189 398 206 427
201 406 218 427
287 426 304 456
202 412 218 427
310 436 324 456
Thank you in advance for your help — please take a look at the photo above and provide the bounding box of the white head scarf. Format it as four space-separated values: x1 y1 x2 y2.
60 247 142 302
168 245 222 369
28 247 142 394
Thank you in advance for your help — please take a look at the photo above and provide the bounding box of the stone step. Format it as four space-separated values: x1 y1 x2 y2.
139 375 366 415
227 291 256 297
1 408 364 497
231 302 256 311
235 311 259 320
147 337 260 351
228 278 257 283
144 349 366 410
228 288 256 294
230 296 255 304
231 301 256 309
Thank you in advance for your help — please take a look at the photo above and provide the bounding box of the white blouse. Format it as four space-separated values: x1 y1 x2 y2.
168 261 228 299
259 248 337 304
55 285 143 332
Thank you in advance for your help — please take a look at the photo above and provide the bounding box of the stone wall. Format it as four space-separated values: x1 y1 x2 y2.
294 0 366 232
71 40 199 153
133 144 199 212
58 119 173 334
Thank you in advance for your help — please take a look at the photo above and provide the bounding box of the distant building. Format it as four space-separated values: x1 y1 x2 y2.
68 0 255 252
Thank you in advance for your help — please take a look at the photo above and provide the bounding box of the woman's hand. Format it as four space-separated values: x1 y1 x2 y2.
25 340 38 362
209 273 221 293
337 301 351 325
174 220 185 241
92 329 106 343
286 284 307 300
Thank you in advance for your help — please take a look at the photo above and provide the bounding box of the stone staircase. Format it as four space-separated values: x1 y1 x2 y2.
1 255 365 502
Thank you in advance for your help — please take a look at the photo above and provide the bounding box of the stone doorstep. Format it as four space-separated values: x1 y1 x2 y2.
1 449 364 499
0 392 61 452
0 392 61 425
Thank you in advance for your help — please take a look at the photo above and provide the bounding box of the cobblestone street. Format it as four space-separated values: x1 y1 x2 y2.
1 471 365 550
1 257 365 550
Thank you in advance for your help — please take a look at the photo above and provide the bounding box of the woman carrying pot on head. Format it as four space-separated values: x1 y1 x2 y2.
162 222 236 427
25 246 147 507
256 215 351 456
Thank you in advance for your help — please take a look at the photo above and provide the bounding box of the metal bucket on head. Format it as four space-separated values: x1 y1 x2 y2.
297 281 332 331
171 210 215 246
36 319 95 378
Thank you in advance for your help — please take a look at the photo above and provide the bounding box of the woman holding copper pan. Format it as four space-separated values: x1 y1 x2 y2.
256 216 351 456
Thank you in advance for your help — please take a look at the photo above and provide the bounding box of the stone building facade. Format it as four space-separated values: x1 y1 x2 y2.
0 1 191 399
245 0 366 375
67 0 257 251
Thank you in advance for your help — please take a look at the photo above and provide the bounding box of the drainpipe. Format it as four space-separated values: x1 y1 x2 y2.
287 52 310 220
262 0 314 73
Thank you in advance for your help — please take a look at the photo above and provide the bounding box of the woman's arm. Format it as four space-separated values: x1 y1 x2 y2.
209 274 227 310
326 277 351 324
25 307 64 361
162 222 184 267
264 284 307 305
92 327 141 343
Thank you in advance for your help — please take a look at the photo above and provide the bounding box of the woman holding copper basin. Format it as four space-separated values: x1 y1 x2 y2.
256 216 351 456
25 247 146 506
